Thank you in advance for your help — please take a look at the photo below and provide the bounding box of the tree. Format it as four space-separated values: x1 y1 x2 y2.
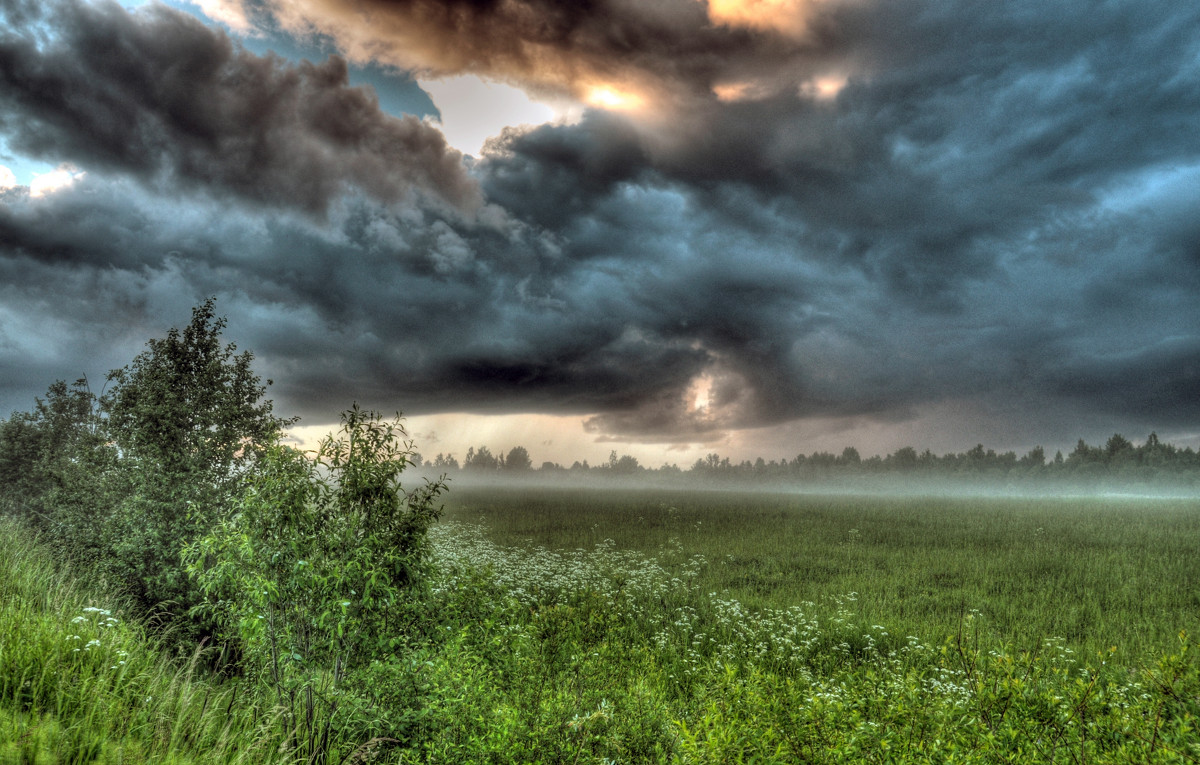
888 447 918 470
504 445 533 471
1021 446 1046 468
105 298 289 482
187 407 446 759
102 298 294 615
606 451 640 475
1068 438 1101 465
0 378 118 560
1105 433 1133 459
463 445 500 471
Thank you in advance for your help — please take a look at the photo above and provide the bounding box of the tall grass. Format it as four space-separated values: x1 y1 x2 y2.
0 518 285 764
442 487 1200 663
420 518 1200 763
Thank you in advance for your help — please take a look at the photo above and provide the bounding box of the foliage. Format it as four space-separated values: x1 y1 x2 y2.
0 378 119 566
422 432 1200 491
4 298 1199 763
396 518 1200 763
6 482 1200 763
442 487 1200 664
186 406 447 762
104 298 286 481
463 444 501 471
101 298 294 617
504 445 532 471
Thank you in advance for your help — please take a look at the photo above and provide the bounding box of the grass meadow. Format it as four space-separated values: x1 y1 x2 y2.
440 487 1200 666
5 487 1200 763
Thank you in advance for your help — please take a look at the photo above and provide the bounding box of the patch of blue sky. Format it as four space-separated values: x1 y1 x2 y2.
0 139 62 187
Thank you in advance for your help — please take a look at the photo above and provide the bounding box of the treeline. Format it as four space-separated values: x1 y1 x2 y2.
0 300 447 762
423 434 1200 488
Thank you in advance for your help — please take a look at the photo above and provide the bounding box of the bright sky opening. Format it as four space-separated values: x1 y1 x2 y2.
705 0 820 36
420 75 560 156
584 85 646 112
29 166 84 197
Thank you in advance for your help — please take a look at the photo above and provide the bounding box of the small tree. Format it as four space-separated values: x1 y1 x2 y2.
504 445 533 471
463 445 499 470
0 378 119 562
102 298 293 618
187 406 447 760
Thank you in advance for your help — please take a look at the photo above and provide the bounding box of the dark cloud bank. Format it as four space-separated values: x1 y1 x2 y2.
2 0 1200 452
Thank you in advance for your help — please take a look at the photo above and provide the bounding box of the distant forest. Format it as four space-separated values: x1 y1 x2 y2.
420 434 1200 490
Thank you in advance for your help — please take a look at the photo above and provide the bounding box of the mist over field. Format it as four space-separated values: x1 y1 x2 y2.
408 430 1200 501
420 469 1200 503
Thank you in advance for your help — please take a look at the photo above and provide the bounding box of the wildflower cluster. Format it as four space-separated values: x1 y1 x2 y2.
430 523 912 681
65 606 129 669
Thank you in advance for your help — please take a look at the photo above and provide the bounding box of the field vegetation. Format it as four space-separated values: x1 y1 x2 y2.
441 487 1200 664
0 518 285 764
2 300 1199 762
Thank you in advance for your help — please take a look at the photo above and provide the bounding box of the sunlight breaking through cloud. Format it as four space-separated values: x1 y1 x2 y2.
704 0 828 37
29 166 84 197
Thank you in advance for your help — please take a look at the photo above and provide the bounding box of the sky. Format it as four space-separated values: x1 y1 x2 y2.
2 0 1200 467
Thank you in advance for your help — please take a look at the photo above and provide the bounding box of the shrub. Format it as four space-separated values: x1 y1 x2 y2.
103 298 293 623
187 406 447 762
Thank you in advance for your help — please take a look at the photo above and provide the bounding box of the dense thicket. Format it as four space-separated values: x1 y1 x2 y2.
0 300 445 761
0 299 294 622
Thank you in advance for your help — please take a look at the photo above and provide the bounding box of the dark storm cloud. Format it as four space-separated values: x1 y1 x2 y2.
3 0 1200 449
0 0 478 216
485 0 1200 297
457 0 1200 441
211 0 831 101
0 175 709 425
1049 338 1200 421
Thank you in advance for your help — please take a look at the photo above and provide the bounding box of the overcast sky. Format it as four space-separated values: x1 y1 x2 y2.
2 0 1199 465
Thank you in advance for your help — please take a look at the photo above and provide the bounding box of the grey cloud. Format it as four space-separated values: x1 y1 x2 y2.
1049 337 1200 421
0 176 704 424
4 0 1200 450
0 0 478 217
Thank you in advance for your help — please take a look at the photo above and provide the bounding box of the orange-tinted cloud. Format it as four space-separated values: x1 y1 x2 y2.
210 0 846 111
705 0 825 38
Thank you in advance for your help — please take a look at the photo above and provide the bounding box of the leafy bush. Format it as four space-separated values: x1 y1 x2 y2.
0 299 291 640
0 378 119 567
103 298 293 621
187 406 447 762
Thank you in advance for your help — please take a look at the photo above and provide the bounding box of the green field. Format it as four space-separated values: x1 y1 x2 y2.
7 488 1200 763
441 486 1200 665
